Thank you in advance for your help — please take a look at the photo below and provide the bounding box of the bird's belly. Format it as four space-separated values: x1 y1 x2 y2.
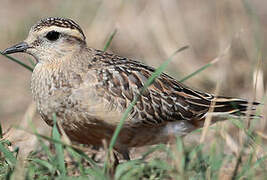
61 116 116 146
122 121 197 147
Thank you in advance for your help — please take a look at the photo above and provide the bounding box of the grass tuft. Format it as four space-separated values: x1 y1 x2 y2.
52 114 66 176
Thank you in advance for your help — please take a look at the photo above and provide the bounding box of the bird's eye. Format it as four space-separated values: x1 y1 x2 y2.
45 31 60 41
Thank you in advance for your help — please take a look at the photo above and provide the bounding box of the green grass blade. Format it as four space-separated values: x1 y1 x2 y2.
0 51 34 72
115 160 141 179
71 148 98 168
27 58 36 67
179 45 230 82
52 114 66 176
103 29 117 51
86 168 108 180
253 155 267 169
29 158 55 173
0 143 17 166
141 46 189 89
179 63 212 82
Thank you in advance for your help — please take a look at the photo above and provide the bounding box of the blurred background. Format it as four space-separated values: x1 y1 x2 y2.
0 0 266 156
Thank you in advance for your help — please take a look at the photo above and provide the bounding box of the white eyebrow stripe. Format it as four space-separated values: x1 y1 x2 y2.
35 26 85 40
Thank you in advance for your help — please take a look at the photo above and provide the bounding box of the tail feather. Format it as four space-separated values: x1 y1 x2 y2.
210 97 260 118
185 95 260 120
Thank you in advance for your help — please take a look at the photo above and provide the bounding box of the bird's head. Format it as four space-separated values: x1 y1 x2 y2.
3 17 86 63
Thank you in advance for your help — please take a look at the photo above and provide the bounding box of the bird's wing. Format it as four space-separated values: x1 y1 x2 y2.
87 49 259 127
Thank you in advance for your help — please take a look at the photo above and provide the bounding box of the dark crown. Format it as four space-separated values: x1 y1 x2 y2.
32 17 85 40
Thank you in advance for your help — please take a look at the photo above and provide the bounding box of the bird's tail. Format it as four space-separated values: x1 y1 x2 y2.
206 96 260 119
187 94 261 128
185 89 261 122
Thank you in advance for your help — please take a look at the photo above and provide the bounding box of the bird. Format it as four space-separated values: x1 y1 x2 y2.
2 17 259 160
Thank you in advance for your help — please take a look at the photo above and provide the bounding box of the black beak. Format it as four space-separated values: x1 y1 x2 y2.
2 42 29 55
